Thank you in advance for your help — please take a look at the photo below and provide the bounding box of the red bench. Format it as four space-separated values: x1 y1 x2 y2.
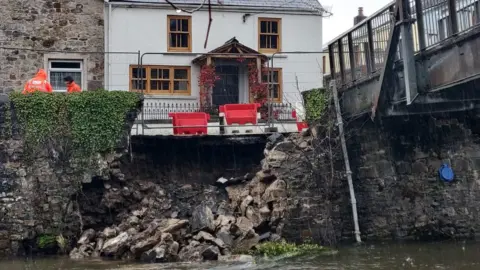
168 112 210 135
219 103 261 125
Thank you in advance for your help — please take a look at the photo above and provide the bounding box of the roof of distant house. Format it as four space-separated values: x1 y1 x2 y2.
110 0 324 13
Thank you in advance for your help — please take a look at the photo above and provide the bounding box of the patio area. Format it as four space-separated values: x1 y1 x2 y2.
130 101 303 136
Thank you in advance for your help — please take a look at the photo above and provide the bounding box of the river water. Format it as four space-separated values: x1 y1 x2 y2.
2 241 480 270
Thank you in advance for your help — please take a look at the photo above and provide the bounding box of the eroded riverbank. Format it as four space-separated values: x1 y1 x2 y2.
2 241 480 269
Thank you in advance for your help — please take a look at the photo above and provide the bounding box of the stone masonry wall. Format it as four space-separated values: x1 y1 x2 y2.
0 0 104 93
0 96 138 256
271 111 480 244
347 112 480 240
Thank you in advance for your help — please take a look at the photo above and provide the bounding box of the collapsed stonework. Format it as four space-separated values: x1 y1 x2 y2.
66 130 348 263
68 136 293 262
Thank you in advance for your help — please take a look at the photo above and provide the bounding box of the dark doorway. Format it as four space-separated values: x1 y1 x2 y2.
212 65 239 106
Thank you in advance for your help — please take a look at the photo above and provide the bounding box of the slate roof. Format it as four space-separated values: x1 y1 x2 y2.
113 0 324 13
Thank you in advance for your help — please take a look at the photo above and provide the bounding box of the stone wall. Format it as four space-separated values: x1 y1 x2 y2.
346 112 480 240
0 96 139 256
0 0 104 93
265 111 480 244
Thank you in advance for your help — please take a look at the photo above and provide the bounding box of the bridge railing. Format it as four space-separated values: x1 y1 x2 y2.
327 0 480 90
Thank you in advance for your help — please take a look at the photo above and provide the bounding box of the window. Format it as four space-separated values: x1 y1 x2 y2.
130 65 191 95
258 18 281 53
168 15 192 52
262 68 282 102
48 60 83 92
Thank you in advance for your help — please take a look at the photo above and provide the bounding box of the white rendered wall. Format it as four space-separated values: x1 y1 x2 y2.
107 5 323 105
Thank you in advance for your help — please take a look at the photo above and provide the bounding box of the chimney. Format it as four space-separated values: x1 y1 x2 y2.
354 7 367 25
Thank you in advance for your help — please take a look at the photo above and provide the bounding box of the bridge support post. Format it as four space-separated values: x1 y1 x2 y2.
447 0 458 35
414 0 426 51
338 40 346 85
371 4 401 119
348 33 356 82
328 44 337 85
399 0 418 104
366 20 375 73
331 80 362 243
475 1 480 24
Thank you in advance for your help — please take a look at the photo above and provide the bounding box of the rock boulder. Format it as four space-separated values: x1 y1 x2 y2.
101 232 130 257
190 204 215 232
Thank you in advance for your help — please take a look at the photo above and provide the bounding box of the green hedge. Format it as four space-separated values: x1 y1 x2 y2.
303 88 328 121
8 90 140 159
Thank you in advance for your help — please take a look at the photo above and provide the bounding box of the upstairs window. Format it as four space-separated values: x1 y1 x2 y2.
168 15 192 52
258 18 281 53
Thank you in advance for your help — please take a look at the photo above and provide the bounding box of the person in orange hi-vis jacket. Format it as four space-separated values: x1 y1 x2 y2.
64 76 82 93
22 69 53 94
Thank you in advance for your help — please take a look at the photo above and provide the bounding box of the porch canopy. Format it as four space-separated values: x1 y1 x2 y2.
192 37 268 68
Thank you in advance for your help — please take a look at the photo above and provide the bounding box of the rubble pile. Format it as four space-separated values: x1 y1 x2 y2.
69 138 292 263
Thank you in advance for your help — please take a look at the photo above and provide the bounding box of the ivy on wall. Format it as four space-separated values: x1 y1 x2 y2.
246 61 268 105
303 88 328 122
198 64 220 109
8 90 141 160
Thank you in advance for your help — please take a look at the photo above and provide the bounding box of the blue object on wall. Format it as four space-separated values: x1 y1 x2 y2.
439 164 454 182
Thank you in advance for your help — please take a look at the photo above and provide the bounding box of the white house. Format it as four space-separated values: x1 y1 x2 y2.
104 0 324 110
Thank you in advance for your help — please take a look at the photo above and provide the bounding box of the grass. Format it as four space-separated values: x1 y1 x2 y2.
37 234 57 249
249 240 328 258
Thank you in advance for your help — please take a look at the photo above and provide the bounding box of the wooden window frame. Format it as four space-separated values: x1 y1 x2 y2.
258 18 282 53
129 65 191 96
259 68 282 103
167 15 192 52
269 68 283 103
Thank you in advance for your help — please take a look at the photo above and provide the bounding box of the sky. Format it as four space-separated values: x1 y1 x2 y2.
321 0 392 46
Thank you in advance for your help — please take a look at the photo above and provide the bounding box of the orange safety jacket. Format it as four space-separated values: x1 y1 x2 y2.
22 69 53 94
67 81 81 93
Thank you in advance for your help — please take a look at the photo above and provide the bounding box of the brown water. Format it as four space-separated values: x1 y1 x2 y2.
2 241 480 270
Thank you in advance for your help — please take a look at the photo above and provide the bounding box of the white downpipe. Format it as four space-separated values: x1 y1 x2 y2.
331 80 362 243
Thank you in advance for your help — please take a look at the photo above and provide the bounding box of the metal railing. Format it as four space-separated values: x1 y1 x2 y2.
326 0 480 90
138 101 296 123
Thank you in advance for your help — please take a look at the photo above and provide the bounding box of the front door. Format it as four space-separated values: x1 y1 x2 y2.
212 65 239 106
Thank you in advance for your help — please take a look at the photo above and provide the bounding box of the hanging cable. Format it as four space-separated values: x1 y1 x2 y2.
164 0 208 14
